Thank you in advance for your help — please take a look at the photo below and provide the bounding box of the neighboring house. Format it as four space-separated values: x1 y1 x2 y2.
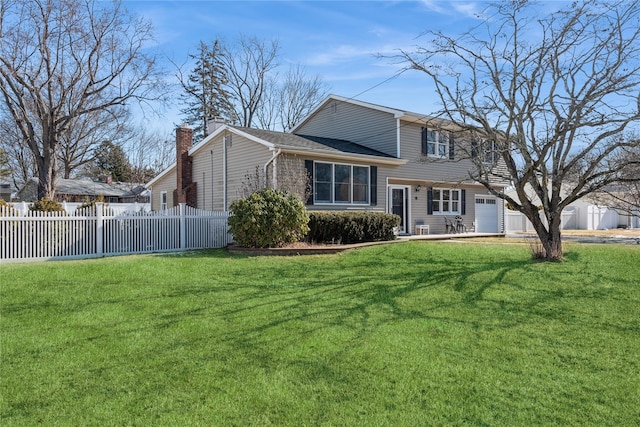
16 177 150 203
147 94 510 234
0 177 16 202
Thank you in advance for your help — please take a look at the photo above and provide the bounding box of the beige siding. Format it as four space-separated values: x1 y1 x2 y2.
296 100 398 157
397 122 481 183
149 170 176 211
191 132 273 211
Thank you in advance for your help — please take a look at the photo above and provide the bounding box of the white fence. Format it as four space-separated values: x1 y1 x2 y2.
0 203 232 262
505 205 631 232
9 201 151 216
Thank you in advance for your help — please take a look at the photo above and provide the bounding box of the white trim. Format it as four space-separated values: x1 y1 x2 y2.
431 188 462 215
280 148 406 166
396 118 401 158
160 191 167 210
146 162 176 188
388 184 411 234
312 160 371 206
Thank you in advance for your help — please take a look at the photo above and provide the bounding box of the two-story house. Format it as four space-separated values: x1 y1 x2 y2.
147 95 509 234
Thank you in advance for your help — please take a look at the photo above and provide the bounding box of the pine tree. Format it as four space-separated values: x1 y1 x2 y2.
180 40 235 144
92 141 132 182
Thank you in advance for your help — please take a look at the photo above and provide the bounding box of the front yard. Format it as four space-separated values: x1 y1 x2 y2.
1 241 639 425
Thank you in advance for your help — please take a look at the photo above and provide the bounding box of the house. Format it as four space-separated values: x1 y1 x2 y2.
16 177 150 203
0 177 16 202
146 95 510 234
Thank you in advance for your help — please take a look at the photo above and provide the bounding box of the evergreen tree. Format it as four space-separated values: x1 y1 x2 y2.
179 40 235 143
92 141 132 182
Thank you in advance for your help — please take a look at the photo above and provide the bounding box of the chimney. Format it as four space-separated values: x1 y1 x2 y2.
207 117 227 136
175 124 196 206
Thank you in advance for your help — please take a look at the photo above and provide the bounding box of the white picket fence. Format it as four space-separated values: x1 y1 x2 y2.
0 203 232 262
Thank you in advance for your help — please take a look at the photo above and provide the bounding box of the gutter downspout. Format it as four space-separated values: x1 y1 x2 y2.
264 148 282 188
223 134 228 210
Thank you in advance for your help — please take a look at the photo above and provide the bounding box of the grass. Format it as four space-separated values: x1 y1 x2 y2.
1 241 639 426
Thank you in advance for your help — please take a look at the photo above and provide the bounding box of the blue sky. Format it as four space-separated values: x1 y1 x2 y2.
123 0 493 134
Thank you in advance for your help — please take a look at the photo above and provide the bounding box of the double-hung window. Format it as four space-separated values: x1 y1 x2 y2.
431 188 461 214
472 138 500 164
160 191 167 210
423 129 450 158
314 161 369 205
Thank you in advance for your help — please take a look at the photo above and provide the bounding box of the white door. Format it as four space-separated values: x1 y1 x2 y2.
389 186 409 234
475 197 498 233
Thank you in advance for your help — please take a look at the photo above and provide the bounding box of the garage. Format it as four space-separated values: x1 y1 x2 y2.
475 196 499 233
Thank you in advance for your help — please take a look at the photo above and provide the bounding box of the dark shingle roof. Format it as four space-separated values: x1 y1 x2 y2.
233 126 395 158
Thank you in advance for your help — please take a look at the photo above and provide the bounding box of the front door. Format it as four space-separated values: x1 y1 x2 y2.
389 186 409 234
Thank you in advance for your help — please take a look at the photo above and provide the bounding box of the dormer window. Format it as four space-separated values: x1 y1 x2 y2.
422 128 452 159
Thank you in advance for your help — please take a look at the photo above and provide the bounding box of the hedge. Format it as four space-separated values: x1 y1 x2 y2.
306 211 400 244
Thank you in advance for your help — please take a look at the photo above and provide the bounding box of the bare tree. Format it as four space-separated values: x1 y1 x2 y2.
0 0 166 200
58 107 132 179
221 35 280 128
257 64 328 132
239 155 311 202
0 112 36 187
124 127 174 183
400 0 640 260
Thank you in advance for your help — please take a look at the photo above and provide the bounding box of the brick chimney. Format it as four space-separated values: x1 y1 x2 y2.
174 124 197 207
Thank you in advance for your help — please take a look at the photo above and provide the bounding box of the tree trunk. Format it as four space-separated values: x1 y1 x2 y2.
527 208 564 261
36 143 57 201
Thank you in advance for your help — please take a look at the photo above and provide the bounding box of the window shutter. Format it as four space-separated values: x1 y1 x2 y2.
461 189 466 215
448 133 455 160
370 166 377 206
427 187 433 215
304 160 314 205
421 127 427 155
471 139 478 158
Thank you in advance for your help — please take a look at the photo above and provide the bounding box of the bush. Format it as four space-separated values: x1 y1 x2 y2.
307 211 400 244
228 188 310 248
29 198 64 213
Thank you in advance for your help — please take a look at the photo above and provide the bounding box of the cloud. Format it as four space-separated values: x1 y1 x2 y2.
419 0 484 19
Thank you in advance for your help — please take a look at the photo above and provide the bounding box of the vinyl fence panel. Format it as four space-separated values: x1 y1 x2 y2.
0 204 232 262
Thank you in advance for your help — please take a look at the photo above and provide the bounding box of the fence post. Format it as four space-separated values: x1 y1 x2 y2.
96 202 104 257
180 203 186 251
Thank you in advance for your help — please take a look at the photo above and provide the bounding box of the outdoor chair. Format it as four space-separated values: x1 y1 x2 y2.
444 217 456 234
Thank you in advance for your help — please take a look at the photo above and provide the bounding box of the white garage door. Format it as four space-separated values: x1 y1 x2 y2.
475 197 498 233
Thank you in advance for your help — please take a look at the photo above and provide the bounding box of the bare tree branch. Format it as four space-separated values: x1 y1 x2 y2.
398 0 640 260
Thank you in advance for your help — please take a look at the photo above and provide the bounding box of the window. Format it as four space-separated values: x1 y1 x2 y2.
313 161 369 205
483 140 500 164
472 138 499 164
422 128 450 158
161 191 167 210
431 188 461 214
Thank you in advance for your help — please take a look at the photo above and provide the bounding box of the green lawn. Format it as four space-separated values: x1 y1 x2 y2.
1 241 639 426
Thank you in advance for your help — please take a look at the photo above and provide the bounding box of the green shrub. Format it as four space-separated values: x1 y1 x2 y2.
29 197 64 213
228 188 310 248
307 211 400 244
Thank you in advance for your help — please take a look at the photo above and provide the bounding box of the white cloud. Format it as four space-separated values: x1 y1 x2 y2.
419 1 484 20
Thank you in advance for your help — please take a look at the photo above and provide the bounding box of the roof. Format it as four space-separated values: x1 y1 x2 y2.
20 177 148 198
235 127 396 158
147 106 411 188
